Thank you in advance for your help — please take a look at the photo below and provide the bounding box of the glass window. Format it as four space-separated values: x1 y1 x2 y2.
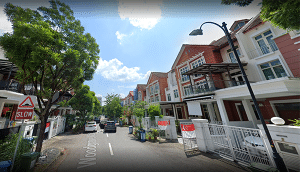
151 97 154 102
150 86 154 95
234 22 245 31
228 49 241 63
155 83 159 94
167 94 171 101
155 96 159 102
179 66 190 82
255 30 278 55
260 60 287 80
173 89 179 98
183 86 191 96
191 57 206 77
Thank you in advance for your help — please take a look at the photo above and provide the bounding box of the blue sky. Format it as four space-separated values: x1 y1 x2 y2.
0 0 262 103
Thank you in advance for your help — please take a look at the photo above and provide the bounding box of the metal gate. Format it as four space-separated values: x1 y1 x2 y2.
180 122 198 151
206 124 275 167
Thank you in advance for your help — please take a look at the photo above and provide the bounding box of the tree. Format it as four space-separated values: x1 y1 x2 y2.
0 0 100 152
104 93 122 120
148 104 163 120
221 0 300 30
133 101 147 128
68 85 100 130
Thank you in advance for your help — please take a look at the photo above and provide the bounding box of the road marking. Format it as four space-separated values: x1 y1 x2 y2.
108 143 114 155
106 133 108 137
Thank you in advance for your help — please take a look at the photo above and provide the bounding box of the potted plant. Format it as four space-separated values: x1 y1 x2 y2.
151 128 159 140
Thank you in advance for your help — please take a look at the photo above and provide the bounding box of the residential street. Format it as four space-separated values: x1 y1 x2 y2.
42 126 250 172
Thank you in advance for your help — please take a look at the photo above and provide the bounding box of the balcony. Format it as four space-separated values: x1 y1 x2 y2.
183 80 251 98
0 80 22 93
247 42 279 59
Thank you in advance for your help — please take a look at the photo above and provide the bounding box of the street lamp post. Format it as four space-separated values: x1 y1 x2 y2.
189 22 287 172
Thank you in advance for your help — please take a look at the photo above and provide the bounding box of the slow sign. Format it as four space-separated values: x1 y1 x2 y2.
16 109 34 120
15 96 34 120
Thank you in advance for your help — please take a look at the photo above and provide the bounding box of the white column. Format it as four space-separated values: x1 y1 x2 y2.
145 117 150 131
163 108 166 116
48 120 54 139
155 116 159 127
192 119 213 152
216 99 230 125
207 103 216 122
167 117 177 140
242 99 257 128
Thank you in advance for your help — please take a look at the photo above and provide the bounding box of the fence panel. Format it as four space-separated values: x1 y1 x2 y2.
207 124 274 167
180 122 197 152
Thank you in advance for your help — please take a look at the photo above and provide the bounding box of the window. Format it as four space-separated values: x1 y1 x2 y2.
155 83 159 94
194 81 209 93
150 86 154 95
138 92 142 101
233 22 245 31
173 89 179 98
180 66 190 82
155 96 159 102
260 59 287 80
151 97 154 102
183 86 191 96
191 57 206 77
227 47 241 63
254 30 278 55
167 94 171 101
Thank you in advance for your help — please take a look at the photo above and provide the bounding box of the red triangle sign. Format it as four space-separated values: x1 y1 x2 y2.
19 96 34 108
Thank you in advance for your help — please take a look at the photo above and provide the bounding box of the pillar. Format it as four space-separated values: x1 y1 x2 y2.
216 99 230 125
207 103 216 122
192 119 214 152
242 99 257 128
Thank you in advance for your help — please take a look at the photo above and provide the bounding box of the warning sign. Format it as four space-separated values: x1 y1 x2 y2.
18 96 34 108
15 109 34 120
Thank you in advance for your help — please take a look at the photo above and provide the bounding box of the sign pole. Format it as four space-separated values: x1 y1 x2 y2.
10 119 24 172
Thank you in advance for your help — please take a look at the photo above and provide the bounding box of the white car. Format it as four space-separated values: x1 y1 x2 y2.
85 121 97 132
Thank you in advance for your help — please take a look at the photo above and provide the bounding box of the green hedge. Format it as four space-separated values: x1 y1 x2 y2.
0 133 34 171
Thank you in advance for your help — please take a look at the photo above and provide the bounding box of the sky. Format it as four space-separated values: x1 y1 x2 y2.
0 0 262 104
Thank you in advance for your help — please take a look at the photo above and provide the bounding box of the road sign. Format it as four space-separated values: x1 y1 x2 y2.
15 109 34 120
18 96 34 108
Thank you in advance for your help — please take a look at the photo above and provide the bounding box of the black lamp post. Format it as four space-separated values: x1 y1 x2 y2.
189 22 287 172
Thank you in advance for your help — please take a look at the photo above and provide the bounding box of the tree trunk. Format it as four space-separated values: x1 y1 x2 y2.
35 117 45 153
35 107 50 153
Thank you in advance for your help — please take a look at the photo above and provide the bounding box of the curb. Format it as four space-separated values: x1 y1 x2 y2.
34 148 64 172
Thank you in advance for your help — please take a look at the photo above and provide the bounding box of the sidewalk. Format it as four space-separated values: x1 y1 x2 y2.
33 131 72 172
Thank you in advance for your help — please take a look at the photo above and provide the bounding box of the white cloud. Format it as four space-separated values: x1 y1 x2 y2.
115 31 134 45
96 58 151 82
118 0 162 30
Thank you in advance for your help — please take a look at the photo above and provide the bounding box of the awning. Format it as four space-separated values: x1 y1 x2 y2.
0 59 18 77
182 63 247 75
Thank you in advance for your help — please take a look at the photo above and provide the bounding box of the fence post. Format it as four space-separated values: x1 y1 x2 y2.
145 117 150 131
192 119 209 152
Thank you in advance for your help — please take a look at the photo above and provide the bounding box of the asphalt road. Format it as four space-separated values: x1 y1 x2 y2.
47 125 250 172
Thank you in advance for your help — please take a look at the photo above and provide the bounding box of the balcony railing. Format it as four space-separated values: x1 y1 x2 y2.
184 80 253 98
0 80 22 93
247 42 279 59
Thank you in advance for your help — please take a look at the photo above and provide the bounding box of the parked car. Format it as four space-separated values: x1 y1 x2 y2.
94 117 100 123
99 120 107 129
85 121 97 132
104 121 116 133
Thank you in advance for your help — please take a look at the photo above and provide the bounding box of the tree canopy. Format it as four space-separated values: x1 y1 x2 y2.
103 93 122 120
221 0 300 30
148 103 162 120
0 0 100 152
68 85 101 126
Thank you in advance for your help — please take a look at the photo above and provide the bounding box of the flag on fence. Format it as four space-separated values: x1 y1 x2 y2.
158 121 169 130
44 122 50 133
181 124 196 138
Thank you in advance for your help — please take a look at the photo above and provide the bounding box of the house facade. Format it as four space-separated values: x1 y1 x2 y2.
136 84 147 101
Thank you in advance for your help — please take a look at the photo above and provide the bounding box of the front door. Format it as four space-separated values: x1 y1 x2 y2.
177 108 182 119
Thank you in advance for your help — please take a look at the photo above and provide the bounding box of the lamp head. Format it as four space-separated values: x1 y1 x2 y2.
189 28 203 36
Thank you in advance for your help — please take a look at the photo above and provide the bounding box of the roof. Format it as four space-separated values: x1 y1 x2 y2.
171 44 216 69
0 59 18 77
136 84 147 90
152 72 168 78
229 19 250 31
242 17 264 33
182 63 247 75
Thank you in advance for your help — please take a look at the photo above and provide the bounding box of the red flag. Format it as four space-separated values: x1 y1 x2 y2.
181 124 195 131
